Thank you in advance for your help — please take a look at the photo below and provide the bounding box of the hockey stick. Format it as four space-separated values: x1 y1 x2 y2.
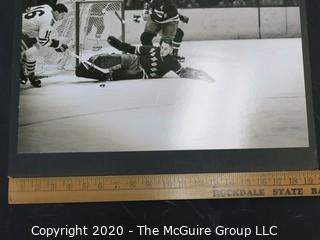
66 50 110 74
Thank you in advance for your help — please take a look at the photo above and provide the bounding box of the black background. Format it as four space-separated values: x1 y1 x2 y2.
1 1 320 239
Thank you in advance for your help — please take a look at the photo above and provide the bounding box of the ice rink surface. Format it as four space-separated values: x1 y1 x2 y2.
18 38 310 153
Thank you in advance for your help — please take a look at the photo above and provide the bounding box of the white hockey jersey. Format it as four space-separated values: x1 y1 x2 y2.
22 5 56 47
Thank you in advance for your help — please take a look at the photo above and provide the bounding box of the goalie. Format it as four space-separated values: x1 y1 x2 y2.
75 36 213 82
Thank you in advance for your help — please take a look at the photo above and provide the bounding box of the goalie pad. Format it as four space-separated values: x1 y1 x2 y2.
75 54 143 81
75 54 121 81
179 67 214 81
76 63 111 81
89 54 122 69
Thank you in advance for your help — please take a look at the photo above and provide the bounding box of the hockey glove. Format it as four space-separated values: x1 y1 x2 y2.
108 36 136 54
179 15 189 24
107 36 122 50
55 43 68 52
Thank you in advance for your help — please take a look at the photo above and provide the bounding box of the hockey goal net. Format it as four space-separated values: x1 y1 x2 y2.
36 0 125 75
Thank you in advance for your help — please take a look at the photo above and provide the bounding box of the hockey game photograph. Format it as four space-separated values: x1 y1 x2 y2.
17 0 311 154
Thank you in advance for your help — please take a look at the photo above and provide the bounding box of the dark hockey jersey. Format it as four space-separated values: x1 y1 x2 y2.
136 45 182 78
149 0 179 23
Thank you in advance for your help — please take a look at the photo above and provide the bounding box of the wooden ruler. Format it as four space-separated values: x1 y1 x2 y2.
8 170 320 204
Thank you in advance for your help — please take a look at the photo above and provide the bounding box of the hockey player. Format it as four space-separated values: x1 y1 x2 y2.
75 36 213 82
85 3 109 51
21 3 69 87
140 0 189 61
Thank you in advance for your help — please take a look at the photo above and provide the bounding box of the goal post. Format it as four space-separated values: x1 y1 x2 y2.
33 0 125 75
75 0 125 66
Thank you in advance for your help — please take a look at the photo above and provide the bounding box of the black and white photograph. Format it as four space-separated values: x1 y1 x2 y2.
3 1 320 239
18 0 311 154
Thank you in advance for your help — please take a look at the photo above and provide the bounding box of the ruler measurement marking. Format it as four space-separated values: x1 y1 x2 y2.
10 186 320 194
10 182 320 192
9 187 192 193
8 171 320 204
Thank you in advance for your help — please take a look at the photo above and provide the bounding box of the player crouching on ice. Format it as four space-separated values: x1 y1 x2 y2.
75 36 213 82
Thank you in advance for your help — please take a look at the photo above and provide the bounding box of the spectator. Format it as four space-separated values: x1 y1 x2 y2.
217 0 233 7
286 0 299 6
186 0 201 8
125 0 144 9
260 0 284 6
198 0 209 7
175 0 188 8
125 0 133 9
233 0 246 7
